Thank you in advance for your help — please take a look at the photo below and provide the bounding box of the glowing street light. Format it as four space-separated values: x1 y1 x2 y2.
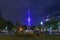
40 21 43 25
19 28 23 31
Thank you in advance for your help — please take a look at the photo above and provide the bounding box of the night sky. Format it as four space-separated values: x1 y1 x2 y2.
0 0 60 25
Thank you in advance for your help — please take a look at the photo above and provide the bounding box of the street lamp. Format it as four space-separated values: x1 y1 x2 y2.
40 21 43 25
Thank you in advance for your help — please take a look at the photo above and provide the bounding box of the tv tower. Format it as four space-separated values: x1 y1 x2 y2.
27 9 31 30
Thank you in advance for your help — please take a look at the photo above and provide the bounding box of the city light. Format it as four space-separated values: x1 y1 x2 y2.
28 17 30 21
40 21 43 25
19 27 23 32
46 19 49 21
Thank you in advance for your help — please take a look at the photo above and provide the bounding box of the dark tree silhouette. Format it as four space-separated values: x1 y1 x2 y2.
6 21 14 31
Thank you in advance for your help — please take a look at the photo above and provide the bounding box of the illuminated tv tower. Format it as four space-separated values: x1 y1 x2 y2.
27 9 31 30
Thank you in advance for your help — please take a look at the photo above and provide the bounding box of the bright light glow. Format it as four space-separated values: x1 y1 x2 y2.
4 26 8 30
46 19 49 21
19 28 23 31
28 17 30 21
40 21 43 25
28 17 30 26
28 19 30 21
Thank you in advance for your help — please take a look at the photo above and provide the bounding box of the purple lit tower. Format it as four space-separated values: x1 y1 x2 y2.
27 9 31 30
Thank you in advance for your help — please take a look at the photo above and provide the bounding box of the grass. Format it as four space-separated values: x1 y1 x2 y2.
0 33 60 40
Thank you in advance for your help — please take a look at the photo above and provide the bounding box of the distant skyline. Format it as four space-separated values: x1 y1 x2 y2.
0 0 60 25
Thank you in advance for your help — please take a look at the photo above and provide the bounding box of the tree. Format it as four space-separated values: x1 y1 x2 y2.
44 20 57 30
6 21 15 31
0 17 6 30
0 15 15 31
22 25 27 30
31 26 36 30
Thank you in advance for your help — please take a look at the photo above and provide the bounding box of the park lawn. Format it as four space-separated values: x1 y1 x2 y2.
0 34 60 40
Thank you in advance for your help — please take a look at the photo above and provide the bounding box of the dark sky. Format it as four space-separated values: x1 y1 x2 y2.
0 0 60 25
